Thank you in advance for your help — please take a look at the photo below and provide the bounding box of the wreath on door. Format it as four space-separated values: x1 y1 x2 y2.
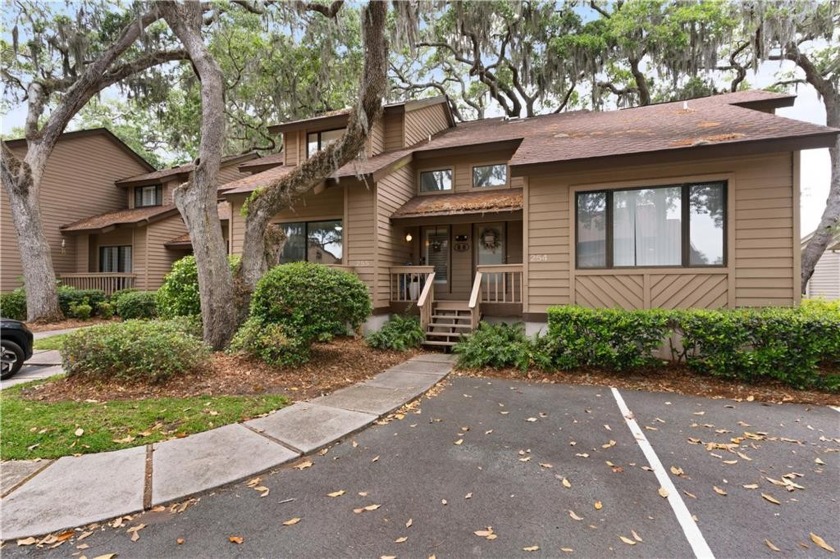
479 226 502 252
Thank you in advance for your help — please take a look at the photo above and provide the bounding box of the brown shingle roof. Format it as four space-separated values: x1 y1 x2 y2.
164 232 192 248
239 151 285 171
219 164 297 195
61 205 178 233
391 189 523 219
116 153 258 187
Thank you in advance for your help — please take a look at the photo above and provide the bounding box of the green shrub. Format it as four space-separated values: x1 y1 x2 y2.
0 289 27 320
96 301 114 319
58 286 106 316
109 288 138 307
62 320 210 383
367 315 424 351
454 322 532 370
545 306 671 370
164 314 204 339
251 262 371 343
68 300 92 320
228 317 310 367
677 307 840 389
114 291 158 319
157 255 240 319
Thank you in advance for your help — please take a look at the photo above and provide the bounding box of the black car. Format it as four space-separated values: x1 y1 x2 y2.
1 318 34 380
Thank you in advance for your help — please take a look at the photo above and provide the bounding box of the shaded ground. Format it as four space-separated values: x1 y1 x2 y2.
17 338 418 403
24 318 117 333
5 376 836 558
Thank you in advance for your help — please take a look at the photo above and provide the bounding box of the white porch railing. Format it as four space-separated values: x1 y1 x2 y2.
475 264 523 304
418 272 436 331
390 266 435 303
468 271 483 330
59 273 136 295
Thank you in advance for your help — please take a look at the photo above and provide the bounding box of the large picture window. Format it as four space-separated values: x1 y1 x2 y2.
306 128 345 157
420 169 453 192
473 164 508 188
575 181 726 269
134 185 162 207
279 220 343 264
99 245 132 273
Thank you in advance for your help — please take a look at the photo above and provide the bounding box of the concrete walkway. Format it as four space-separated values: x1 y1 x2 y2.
0 350 64 390
0 354 455 540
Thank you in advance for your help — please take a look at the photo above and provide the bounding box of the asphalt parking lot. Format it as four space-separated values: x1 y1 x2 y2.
3 375 838 558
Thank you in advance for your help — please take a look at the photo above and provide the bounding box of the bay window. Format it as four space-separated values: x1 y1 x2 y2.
575 181 726 268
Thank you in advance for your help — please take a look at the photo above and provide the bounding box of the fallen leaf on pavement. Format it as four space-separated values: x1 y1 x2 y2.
815 458 825 465
569 510 583 521
474 527 497 540
92 555 118 559
602 440 616 449
406 518 413 528
465 492 472 499
562 478 572 488
766 539 781 552
561 547 574 553
526 417 538 422
632 530 643 542
395 536 408 543
743 484 759 489
594 501 603 510
454 439 463 445
762 493 781 505
810 533 835 552
293 460 312 470
229 536 244 544
658 487 669 498
16 537 36 546
282 518 300 526
620 536 637 545
540 463 553 469
575 453 590 458
177 538 185 545
713 486 727 496
372 456 380 463
523 545 540 551
254 486 269 497
327 490 345 497
670 466 684 476
441 499 448 505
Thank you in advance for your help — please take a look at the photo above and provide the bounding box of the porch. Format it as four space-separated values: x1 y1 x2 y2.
59 273 136 295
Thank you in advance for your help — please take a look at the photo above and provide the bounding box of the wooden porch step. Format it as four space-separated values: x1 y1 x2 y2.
431 314 471 320
428 323 472 330
434 301 471 311
423 340 458 347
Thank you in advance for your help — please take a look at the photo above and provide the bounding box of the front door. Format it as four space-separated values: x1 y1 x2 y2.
423 225 450 285
475 222 505 267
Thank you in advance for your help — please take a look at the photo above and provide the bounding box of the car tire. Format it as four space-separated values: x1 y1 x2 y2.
1 340 25 380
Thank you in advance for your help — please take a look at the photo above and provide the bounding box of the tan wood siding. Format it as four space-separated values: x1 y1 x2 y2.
284 131 300 165
2 135 151 292
144 215 189 290
369 118 385 156
404 104 451 147
228 195 246 255
346 182 376 302
373 164 414 307
383 112 404 151
806 250 840 300
524 152 797 313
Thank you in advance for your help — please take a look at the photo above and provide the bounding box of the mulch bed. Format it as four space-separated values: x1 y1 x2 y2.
18 338 420 403
459 365 840 407
25 317 119 332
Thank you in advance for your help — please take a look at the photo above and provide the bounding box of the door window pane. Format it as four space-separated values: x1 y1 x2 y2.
689 183 725 265
576 192 607 268
424 226 449 282
420 170 453 192
307 220 343 263
473 164 507 188
613 187 682 266
280 223 306 263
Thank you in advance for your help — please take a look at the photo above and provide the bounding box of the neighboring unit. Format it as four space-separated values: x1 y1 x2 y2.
1 129 254 294
803 230 840 300
220 91 839 344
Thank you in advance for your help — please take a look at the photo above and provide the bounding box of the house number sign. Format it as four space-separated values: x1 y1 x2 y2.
353 260 373 267
453 242 470 252
529 254 548 262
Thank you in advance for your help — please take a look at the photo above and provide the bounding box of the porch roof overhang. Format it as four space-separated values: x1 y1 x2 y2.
164 232 193 249
60 205 179 234
391 188 524 221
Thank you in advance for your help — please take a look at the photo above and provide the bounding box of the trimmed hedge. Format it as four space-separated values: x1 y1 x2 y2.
157 255 240 318
114 291 158 319
58 286 106 316
251 262 371 343
454 305 839 392
62 320 210 383
367 314 425 351
0 290 26 320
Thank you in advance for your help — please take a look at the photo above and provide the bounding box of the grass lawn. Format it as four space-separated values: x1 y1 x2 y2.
33 333 71 351
1 380 288 460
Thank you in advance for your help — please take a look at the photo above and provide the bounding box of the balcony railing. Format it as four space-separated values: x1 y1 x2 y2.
390 266 434 303
475 264 523 304
59 273 136 295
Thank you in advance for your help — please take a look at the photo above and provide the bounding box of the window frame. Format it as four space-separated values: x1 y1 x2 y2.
99 245 132 273
306 128 346 158
418 168 454 194
574 181 727 270
134 185 162 208
277 218 344 264
472 163 509 189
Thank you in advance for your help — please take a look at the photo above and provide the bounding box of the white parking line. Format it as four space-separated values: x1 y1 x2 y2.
611 387 715 559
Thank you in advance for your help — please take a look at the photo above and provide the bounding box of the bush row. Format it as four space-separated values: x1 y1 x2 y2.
0 286 158 321
454 304 840 392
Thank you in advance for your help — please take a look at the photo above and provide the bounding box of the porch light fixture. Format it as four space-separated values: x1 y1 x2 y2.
405 232 413 242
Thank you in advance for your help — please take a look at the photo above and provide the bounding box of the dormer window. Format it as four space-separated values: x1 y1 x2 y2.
307 128 346 157
135 185 162 207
